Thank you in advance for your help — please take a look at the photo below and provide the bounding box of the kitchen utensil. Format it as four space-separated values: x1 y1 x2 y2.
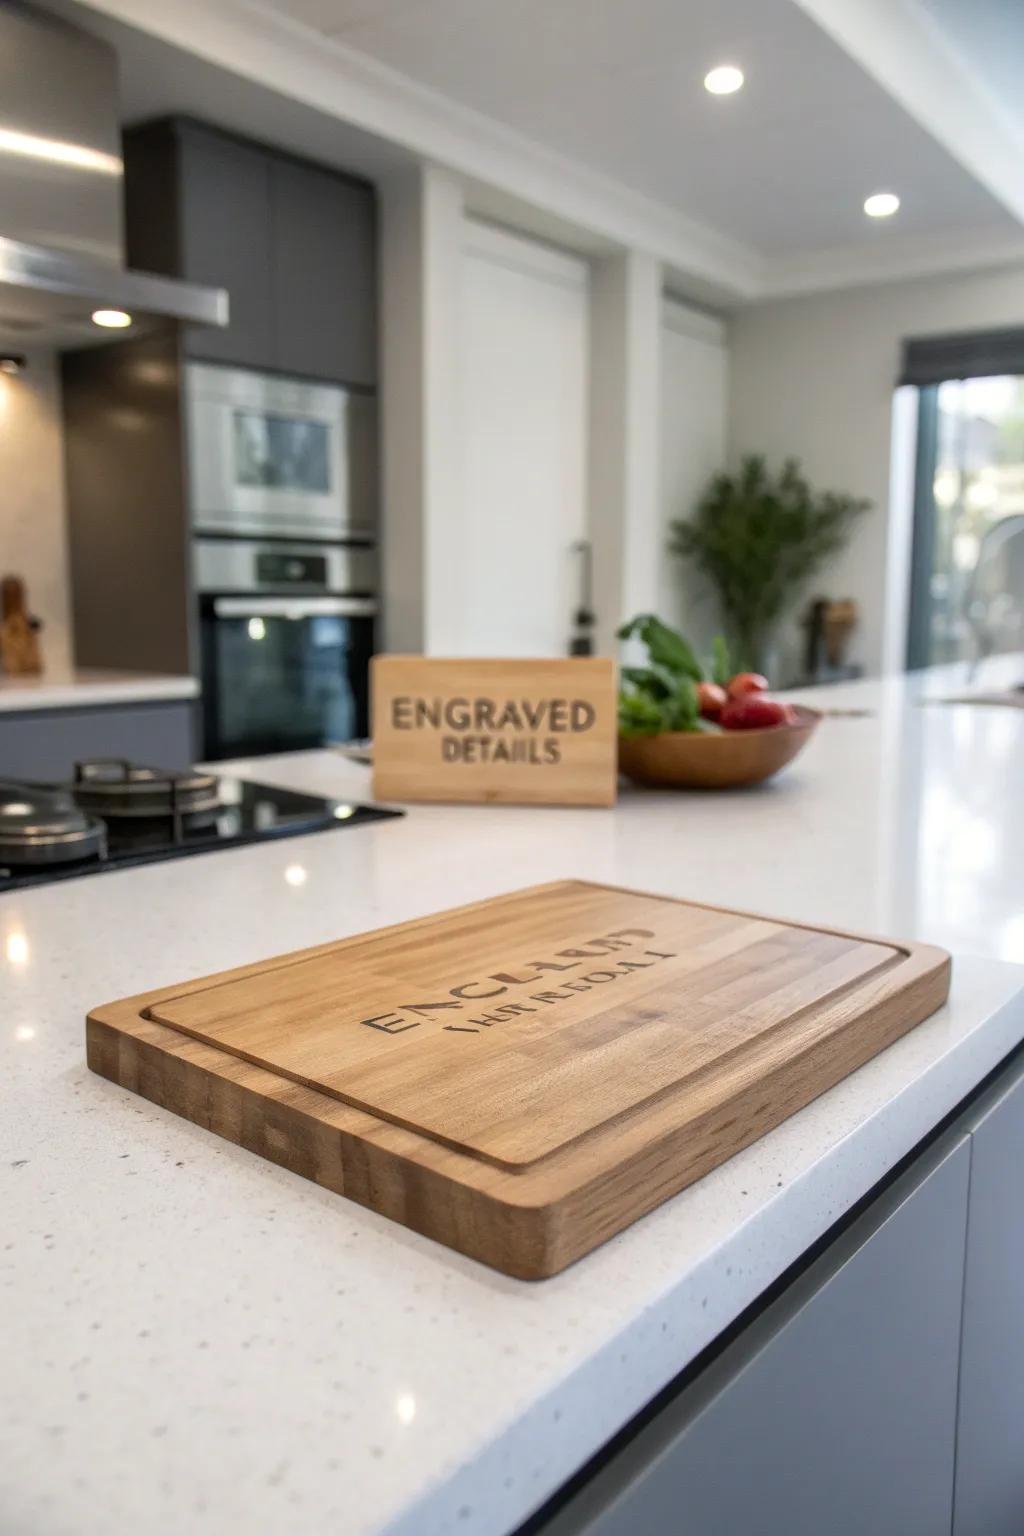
0 575 42 675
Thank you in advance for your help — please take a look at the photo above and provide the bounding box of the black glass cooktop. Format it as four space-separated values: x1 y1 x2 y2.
0 765 403 893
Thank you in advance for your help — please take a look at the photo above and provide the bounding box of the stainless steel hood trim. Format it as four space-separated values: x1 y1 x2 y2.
0 236 229 328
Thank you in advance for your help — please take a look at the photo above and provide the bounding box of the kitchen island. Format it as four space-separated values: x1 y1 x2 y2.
3 658 1023 1536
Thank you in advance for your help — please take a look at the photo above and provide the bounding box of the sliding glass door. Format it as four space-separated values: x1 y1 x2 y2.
908 375 1024 669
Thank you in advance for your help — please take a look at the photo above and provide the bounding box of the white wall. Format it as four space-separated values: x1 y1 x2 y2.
658 298 729 649
445 218 589 656
379 181 728 662
0 354 73 673
729 260 1024 677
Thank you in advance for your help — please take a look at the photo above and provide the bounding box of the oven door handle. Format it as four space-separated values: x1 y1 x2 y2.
212 596 377 619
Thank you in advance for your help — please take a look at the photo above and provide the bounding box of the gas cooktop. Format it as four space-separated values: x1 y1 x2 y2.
0 759 402 892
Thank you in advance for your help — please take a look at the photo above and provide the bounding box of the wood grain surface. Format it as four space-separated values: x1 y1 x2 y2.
371 656 617 806
87 881 951 1278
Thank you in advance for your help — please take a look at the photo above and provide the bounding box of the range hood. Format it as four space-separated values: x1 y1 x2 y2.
0 1 227 351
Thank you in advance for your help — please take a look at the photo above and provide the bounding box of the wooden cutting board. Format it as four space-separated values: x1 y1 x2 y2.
87 881 950 1278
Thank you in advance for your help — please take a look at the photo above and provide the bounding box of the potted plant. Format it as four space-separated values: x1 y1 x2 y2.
669 456 870 673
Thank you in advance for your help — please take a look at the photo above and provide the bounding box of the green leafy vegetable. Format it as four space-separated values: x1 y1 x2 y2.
617 614 703 683
618 689 664 737
661 676 700 732
620 664 678 699
617 614 728 736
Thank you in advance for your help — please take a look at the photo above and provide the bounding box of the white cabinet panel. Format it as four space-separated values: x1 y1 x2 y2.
658 299 728 643
445 220 588 657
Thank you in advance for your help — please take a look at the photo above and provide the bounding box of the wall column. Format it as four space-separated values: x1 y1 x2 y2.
587 249 662 655
378 163 462 654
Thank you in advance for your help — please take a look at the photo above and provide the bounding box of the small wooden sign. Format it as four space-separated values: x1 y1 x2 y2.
371 656 617 806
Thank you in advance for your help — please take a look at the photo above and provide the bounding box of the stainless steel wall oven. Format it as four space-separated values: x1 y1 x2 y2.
188 361 378 760
196 540 375 759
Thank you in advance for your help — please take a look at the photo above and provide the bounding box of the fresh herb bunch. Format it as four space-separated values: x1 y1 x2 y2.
617 615 731 737
669 455 869 672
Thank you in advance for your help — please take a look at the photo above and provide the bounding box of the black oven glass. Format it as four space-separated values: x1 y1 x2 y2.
202 605 372 759
233 410 330 492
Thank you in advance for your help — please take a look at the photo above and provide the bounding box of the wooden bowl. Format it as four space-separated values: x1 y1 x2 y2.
618 705 821 790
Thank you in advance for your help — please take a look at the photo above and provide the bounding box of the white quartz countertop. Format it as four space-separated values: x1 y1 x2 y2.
3 657 1024 1536
0 668 199 712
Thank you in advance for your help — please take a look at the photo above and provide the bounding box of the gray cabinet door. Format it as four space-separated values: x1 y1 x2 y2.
177 126 275 369
536 1136 970 1536
0 702 196 780
954 1056 1024 1536
270 158 377 386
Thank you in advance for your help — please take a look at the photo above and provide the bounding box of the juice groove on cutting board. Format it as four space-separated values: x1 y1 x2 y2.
87 880 951 1277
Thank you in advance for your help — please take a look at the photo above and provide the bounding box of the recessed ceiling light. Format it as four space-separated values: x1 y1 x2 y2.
91 308 132 328
864 192 900 219
704 64 744 96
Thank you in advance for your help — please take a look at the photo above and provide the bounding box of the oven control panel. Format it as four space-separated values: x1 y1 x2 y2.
194 539 376 596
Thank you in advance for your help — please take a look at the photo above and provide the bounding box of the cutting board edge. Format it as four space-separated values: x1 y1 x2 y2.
86 1005 562 1280
85 937 951 1279
537 942 952 1272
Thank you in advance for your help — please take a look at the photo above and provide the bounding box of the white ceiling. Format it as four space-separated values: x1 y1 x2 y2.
256 0 1018 258
917 0 1024 141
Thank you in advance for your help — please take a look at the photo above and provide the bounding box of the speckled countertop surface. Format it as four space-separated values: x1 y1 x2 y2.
3 658 1024 1536
0 668 199 712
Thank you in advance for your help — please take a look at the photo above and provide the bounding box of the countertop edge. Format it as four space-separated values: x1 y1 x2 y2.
0 673 200 712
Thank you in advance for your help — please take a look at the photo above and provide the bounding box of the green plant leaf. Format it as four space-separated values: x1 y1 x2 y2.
617 613 704 682
620 664 677 700
617 689 665 737
661 675 700 732
668 456 870 671
710 634 731 687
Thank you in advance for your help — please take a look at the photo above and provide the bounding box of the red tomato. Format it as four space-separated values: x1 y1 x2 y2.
726 671 769 700
720 695 791 731
696 681 728 720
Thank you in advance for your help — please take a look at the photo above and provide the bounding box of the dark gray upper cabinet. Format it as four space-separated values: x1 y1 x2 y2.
124 118 377 385
176 126 275 370
270 158 376 388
